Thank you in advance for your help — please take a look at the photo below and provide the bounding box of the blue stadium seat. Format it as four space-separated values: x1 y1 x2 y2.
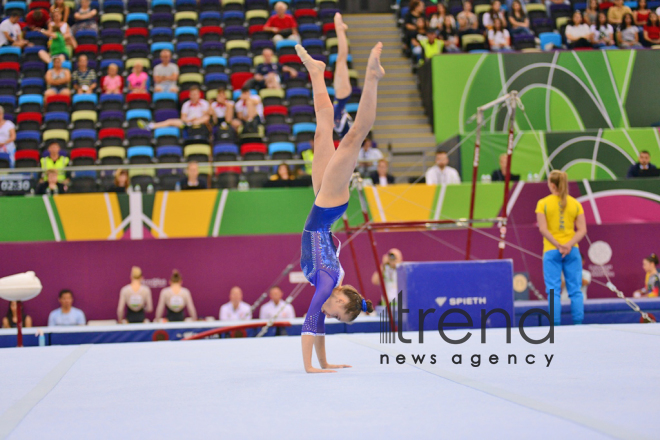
48 60 72 71
72 94 99 107
175 27 199 40
296 142 312 154
127 109 152 122
268 142 295 155
329 53 352 67
539 32 562 50
127 146 154 158
126 13 149 27
213 143 240 156
156 145 183 158
155 127 181 140
151 27 174 42
292 122 316 136
5 2 27 15
205 73 229 89
153 92 179 106
203 56 227 69
0 47 21 63
151 42 175 55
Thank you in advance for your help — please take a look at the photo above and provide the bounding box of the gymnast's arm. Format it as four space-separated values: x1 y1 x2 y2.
301 270 339 373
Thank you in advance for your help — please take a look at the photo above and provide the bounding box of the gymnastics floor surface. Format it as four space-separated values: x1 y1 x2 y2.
1 324 658 439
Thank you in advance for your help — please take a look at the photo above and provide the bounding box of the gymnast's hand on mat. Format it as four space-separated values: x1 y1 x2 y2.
305 366 338 373
322 363 352 370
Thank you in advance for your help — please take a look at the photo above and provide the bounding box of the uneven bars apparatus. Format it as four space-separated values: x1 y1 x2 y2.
466 91 520 261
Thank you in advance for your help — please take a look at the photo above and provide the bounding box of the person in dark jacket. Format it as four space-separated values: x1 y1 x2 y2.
491 153 520 182
627 151 659 178
369 159 395 186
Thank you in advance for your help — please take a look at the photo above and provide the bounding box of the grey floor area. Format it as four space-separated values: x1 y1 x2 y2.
1 324 658 440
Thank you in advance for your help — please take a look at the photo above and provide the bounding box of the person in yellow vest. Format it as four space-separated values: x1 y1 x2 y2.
535 170 587 325
419 29 444 65
40 142 69 183
301 139 314 175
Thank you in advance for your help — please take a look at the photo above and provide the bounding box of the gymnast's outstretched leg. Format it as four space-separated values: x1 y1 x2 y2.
333 13 352 134
316 42 384 208
295 46 335 196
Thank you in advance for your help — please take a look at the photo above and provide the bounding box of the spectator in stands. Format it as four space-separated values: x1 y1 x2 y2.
643 12 660 46
618 13 644 47
457 15 474 40
566 11 593 49
37 25 68 63
155 270 197 322
429 3 455 30
404 0 425 55
127 61 149 93
232 85 264 133
546 0 571 17
457 1 479 32
102 63 122 94
591 13 616 48
25 9 50 31
49 10 77 50
72 55 97 95
627 150 658 178
41 142 69 183
491 154 520 182
370 159 395 186
439 16 460 53
411 17 430 63
209 86 236 137
48 289 86 326
117 266 153 324
421 27 445 59
357 135 384 175
259 286 295 320
219 286 252 320
0 107 16 168
144 86 210 131
425 151 461 184
609 0 633 25
264 2 300 44
488 18 512 51
72 0 98 34
371 248 404 305
483 0 506 31
180 161 207 190
270 163 295 181
44 56 71 98
633 254 659 297
36 169 67 194
508 1 533 35
51 0 71 24
635 0 651 26
0 12 31 48
109 169 129 193
584 0 599 26
251 48 298 91
2 301 32 329
153 49 179 93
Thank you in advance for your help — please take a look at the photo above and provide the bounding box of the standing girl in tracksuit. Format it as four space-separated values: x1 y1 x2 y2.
535 170 587 325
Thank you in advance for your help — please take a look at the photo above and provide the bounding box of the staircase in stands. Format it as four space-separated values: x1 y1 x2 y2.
343 13 436 182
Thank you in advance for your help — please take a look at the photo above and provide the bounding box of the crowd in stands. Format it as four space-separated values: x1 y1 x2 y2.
398 0 660 67
0 0 365 193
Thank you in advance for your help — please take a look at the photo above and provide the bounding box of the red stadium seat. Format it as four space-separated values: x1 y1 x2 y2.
322 23 335 36
231 72 253 90
294 9 318 19
240 143 267 156
29 1 51 11
99 128 125 141
75 44 99 57
126 93 152 104
15 149 40 161
215 166 242 174
200 26 223 39
17 112 43 124
425 6 437 18
71 148 97 161
263 105 288 117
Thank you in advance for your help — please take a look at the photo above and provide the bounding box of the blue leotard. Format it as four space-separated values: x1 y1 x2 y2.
300 202 348 336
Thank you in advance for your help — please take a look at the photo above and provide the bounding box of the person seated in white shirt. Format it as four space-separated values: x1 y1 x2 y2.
219 286 252 321
425 151 461 185
142 86 210 130
48 289 86 326
259 286 295 335
356 136 384 175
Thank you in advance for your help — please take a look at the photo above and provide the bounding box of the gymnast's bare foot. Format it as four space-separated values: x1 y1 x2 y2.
366 42 385 81
334 12 348 32
295 44 326 76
